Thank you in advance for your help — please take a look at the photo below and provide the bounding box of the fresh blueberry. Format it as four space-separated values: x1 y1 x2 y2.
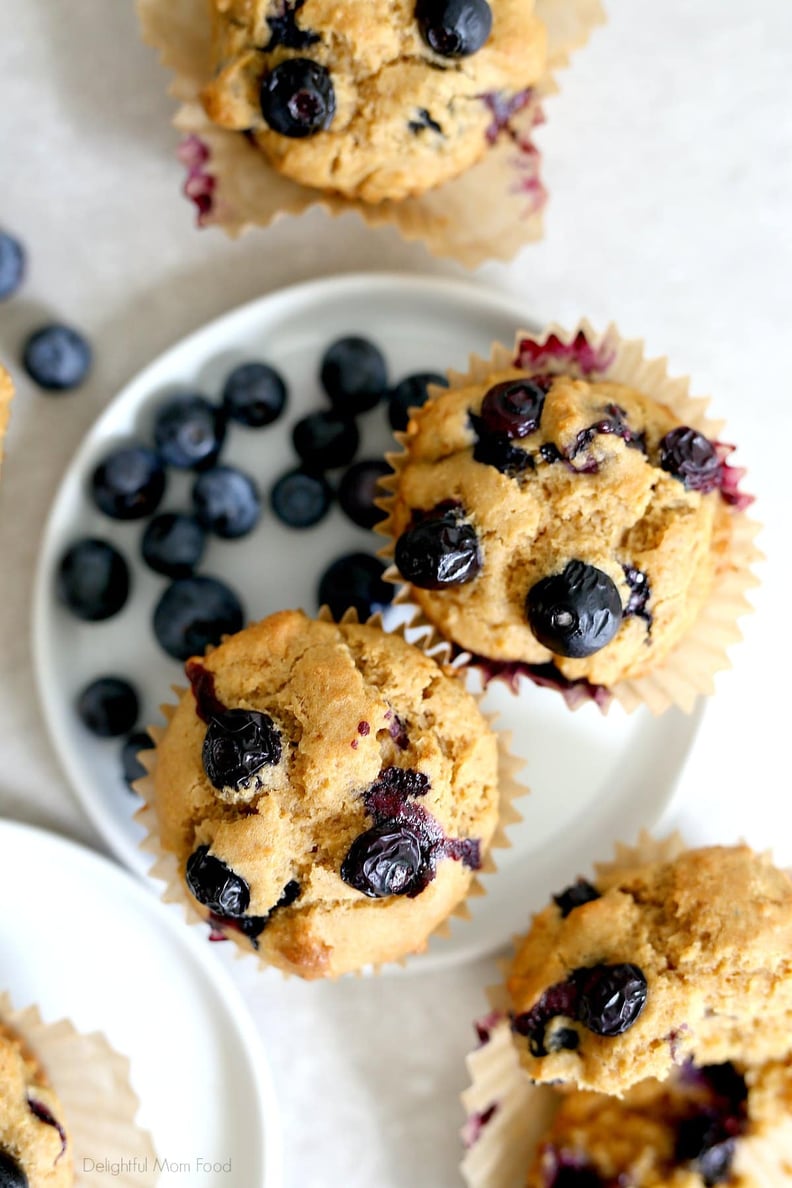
153 575 245 661
341 821 431 898
479 378 546 438
292 410 359 471
659 426 722 494
317 552 394 621
338 459 391 529
415 0 492 57
222 361 288 427
141 512 207 578
77 676 139 738
186 845 250 916
260 58 336 138
0 1149 29 1188
153 394 225 470
91 445 166 520
320 336 388 415
203 709 282 790
120 731 152 792
270 468 332 528
0 231 25 300
388 372 448 431
22 324 92 391
394 504 482 589
553 879 601 918
192 466 261 539
526 561 623 658
57 538 130 621
573 963 648 1037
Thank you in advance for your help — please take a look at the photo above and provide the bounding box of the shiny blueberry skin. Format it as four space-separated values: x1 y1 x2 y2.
553 879 601 918
526 560 623 659
388 372 448 431
394 505 482 589
202 709 282 790
341 821 431 898
292 410 359 471
548 1165 603 1188
57 537 131 621
120 731 152 792
479 378 546 438
470 415 535 477
141 512 207 578
192 465 261 539
0 230 25 300
0 1149 29 1188
77 676 139 738
260 58 336 138
574 963 648 1037
659 426 723 494
270 468 332 528
222 361 288 427
415 0 493 57
320 336 388 414
317 552 394 621
91 445 166 520
338 459 391 529
153 394 225 470
186 845 250 916
23 324 92 391
152 575 245 661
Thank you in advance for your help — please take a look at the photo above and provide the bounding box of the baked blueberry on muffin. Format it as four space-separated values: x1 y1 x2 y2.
200 0 548 201
507 847 792 1095
150 610 500 977
0 1019 72 1186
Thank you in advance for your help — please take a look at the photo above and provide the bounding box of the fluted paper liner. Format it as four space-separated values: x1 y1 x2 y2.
135 606 528 979
0 993 156 1187
461 833 792 1187
377 321 762 716
136 0 604 267
0 364 14 473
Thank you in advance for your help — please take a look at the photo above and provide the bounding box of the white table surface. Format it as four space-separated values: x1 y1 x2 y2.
1 2 791 1185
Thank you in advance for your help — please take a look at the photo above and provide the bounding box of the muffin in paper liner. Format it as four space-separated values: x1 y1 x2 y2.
376 321 762 716
136 0 604 267
134 605 528 979
0 992 156 1187
0 364 13 474
460 833 792 1188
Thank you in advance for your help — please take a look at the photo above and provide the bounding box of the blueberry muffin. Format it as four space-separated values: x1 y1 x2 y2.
528 1059 792 1188
506 847 792 1095
0 365 13 470
0 1019 72 1186
388 366 743 694
200 0 548 202
150 609 500 978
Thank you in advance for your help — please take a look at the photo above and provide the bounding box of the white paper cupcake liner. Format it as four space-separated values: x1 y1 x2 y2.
0 364 14 473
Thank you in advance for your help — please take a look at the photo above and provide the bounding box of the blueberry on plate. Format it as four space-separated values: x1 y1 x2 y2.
317 552 394 621
292 410 359 471
338 459 391 530
270 467 332 528
120 730 152 792
192 465 261 539
91 444 166 520
260 58 336 138
415 0 493 58
341 821 431 898
77 676 139 738
320 336 388 415
394 504 482 589
0 1149 29 1188
222 361 288 427
526 560 623 659
22 324 92 391
388 372 448 431
152 394 225 470
186 845 250 916
153 575 245 661
0 230 25 300
141 512 206 578
56 538 130 621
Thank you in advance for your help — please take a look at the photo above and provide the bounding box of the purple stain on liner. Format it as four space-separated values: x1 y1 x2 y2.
514 330 617 378
28 1097 67 1162
461 1102 498 1149
178 136 216 226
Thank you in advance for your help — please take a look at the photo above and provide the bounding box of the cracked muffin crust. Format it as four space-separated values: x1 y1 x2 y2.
0 1019 72 1186
507 847 792 1096
152 609 500 978
200 0 548 202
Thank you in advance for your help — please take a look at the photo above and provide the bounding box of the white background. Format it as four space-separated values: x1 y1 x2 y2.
1 2 791 1185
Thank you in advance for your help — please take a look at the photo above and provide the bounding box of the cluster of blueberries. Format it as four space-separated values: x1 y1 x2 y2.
53 331 447 797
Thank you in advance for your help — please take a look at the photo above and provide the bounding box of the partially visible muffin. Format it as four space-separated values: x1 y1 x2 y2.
0 1019 73 1186
151 610 500 977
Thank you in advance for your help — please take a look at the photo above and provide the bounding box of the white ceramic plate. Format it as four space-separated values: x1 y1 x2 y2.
32 272 701 972
0 818 281 1185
